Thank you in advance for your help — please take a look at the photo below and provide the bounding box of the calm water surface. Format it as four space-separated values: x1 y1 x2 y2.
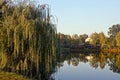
52 53 120 80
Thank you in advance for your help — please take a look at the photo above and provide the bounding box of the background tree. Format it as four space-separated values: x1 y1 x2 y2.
79 34 88 43
90 32 99 46
108 24 120 40
65 34 72 47
115 31 120 47
99 32 107 48
71 34 80 46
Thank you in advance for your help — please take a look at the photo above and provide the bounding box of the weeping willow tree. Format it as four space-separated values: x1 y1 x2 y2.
0 0 58 79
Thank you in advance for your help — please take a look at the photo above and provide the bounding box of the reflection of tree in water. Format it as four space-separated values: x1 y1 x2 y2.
71 58 79 66
108 54 120 74
109 59 120 73
59 52 120 74
67 59 71 66
99 53 107 69
79 54 88 63
89 55 99 69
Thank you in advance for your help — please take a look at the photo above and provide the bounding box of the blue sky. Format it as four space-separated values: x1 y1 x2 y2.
38 0 120 36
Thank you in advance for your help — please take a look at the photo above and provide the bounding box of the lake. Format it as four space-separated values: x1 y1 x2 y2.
51 53 120 80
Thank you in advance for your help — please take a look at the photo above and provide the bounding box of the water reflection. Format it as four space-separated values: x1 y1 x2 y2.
53 52 120 80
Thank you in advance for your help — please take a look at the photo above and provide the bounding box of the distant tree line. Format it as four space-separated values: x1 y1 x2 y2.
58 24 120 49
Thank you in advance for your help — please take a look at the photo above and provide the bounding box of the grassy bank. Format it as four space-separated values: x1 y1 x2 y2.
0 71 31 80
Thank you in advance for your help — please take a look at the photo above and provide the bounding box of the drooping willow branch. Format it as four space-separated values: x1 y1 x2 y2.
0 0 58 79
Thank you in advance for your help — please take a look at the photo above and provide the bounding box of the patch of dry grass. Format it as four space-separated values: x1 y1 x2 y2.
0 71 31 80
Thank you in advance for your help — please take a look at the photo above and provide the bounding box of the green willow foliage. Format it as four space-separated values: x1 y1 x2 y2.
0 0 58 79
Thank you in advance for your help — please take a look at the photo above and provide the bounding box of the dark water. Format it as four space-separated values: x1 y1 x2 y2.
51 53 120 80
